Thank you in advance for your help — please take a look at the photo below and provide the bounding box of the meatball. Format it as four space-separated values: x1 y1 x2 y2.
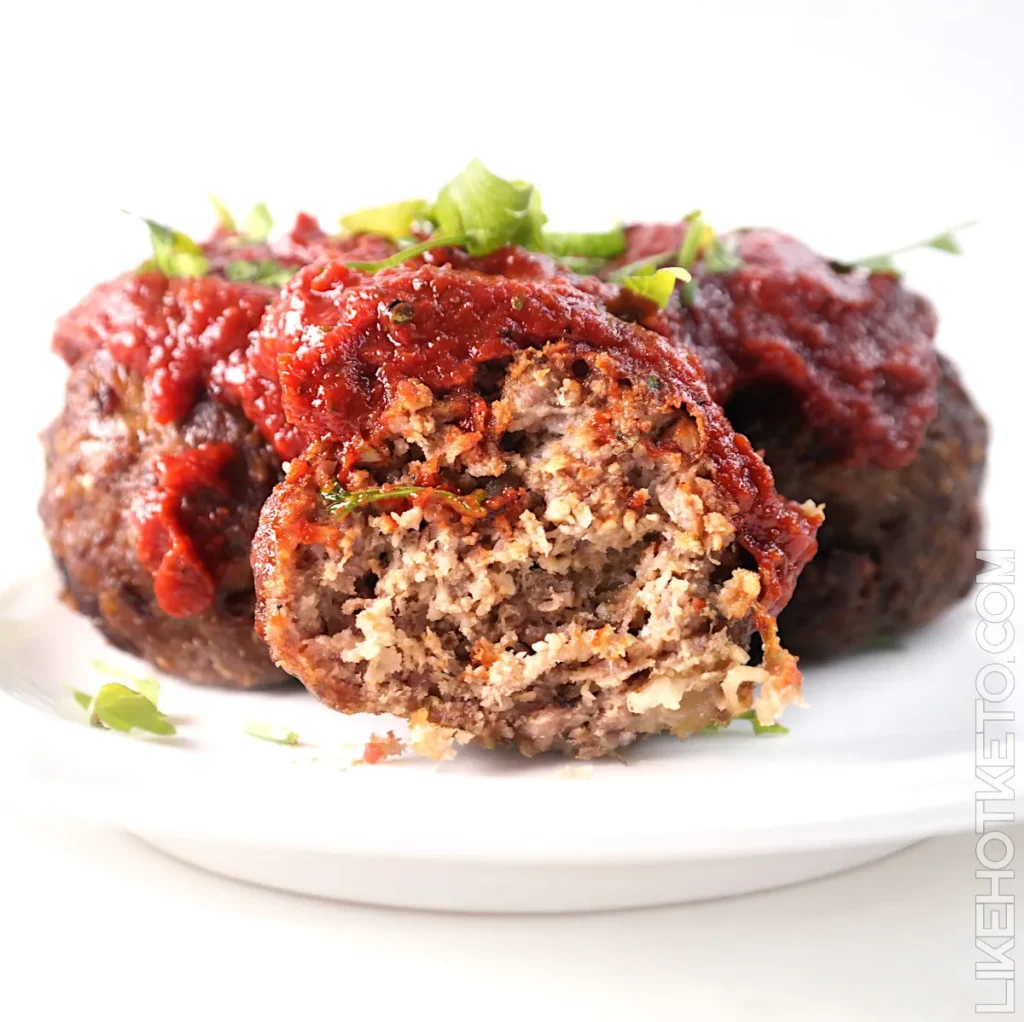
251 264 820 758
40 347 288 687
728 354 987 658
606 223 988 656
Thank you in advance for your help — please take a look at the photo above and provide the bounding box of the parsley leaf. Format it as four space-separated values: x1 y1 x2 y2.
90 659 161 706
677 211 741 275
677 210 714 269
555 255 608 275
703 710 789 735
244 202 274 243
72 682 176 736
224 259 296 288
620 266 691 308
838 221 975 276
345 234 467 273
542 225 626 260
340 199 429 242
208 194 238 233
702 235 743 274
321 481 487 520
243 721 299 745
606 249 678 283
431 159 546 256
134 216 210 278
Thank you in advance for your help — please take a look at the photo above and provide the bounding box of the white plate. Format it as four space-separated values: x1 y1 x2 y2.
0 547 1009 912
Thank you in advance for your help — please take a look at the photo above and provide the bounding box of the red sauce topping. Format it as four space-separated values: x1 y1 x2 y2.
52 217 396 617
52 215 395 373
236 243 658 460
129 442 238 618
53 213 936 617
258 261 820 614
605 225 940 468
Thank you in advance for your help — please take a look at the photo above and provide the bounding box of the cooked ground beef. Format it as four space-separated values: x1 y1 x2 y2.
729 354 987 657
255 342 817 757
40 347 288 687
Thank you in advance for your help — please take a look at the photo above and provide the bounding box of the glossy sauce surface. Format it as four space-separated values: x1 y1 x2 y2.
608 225 940 468
258 262 820 614
129 441 238 618
53 219 937 617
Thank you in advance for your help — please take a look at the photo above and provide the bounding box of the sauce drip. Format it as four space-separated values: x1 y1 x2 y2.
130 442 238 618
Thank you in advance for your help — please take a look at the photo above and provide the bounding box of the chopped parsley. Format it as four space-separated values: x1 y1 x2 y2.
619 266 692 308
542 225 626 260
606 249 677 283
703 709 789 735
208 194 238 233
243 721 299 745
344 234 468 273
431 159 547 255
836 222 975 276
223 259 296 288
674 211 742 305
72 681 176 736
340 199 429 242
321 481 487 520
244 202 274 243
555 255 609 275
133 216 210 278
89 659 161 707
677 210 714 268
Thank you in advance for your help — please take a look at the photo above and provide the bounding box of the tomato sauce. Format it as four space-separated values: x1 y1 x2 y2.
53 213 937 619
129 441 238 618
52 216 395 617
258 262 821 614
605 224 940 468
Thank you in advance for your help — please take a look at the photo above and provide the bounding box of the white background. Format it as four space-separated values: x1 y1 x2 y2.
1 2 1022 1018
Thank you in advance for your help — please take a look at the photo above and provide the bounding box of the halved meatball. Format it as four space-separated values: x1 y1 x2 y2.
728 354 987 657
40 347 288 687
255 341 816 758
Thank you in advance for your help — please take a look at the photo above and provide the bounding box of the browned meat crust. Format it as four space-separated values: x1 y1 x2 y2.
39 348 289 687
727 355 987 658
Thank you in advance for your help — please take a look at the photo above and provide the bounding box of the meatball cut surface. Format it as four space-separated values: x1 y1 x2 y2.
41 348 288 688
255 331 820 758
729 355 987 658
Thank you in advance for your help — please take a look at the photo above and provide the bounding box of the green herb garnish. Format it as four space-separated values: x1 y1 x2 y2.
555 255 609 275
430 159 547 256
703 709 789 735
72 682 176 736
207 197 279 244
208 194 238 233
244 202 274 243
606 249 677 283
341 162 626 274
340 199 429 242
134 216 210 278
837 222 975 276
243 721 299 745
702 235 742 273
321 481 487 520
223 259 296 288
677 210 713 268
344 234 468 273
619 266 692 308
542 225 626 260
89 660 161 707
675 212 742 305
